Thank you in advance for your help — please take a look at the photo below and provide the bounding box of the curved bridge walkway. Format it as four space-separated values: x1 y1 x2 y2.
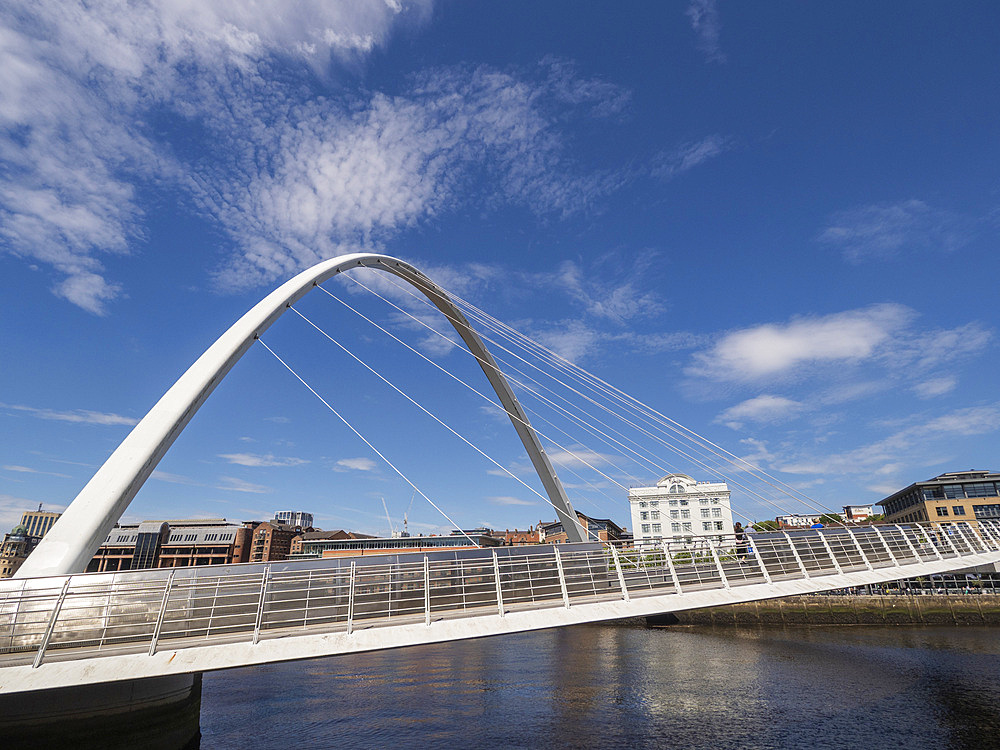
3 521 1000 694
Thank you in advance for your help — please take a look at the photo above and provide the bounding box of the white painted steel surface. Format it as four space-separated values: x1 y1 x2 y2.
18 254 585 580
3 522 999 694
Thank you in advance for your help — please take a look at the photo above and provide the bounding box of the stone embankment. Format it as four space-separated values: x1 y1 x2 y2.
646 595 1000 626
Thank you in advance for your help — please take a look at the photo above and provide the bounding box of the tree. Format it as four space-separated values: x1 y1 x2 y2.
752 520 779 531
819 513 844 525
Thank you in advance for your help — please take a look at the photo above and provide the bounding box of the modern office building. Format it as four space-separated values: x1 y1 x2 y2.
628 473 734 545
274 510 314 528
540 512 625 544
19 508 62 538
878 470 1000 526
0 507 63 578
775 513 823 528
88 519 256 572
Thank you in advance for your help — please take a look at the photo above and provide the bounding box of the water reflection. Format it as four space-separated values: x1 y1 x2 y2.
201 625 1000 749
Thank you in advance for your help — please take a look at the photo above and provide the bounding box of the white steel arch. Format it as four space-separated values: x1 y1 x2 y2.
18 253 586 578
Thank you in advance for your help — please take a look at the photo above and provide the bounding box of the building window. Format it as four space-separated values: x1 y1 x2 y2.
640 511 649 521
649 501 659 508
953 506 966 516
702 522 712 531
699 498 709 505
715 521 724 531
712 508 722 518
680 510 690 519
641 524 650 534
680 499 689 506
936 507 949 517
650 511 660 520
668 499 678 507
682 522 692 532
670 510 679 519
671 523 681 533
639 501 647 508
651 524 661 533
701 509 710 518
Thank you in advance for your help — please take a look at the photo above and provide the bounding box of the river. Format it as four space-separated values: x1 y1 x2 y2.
199 624 1000 749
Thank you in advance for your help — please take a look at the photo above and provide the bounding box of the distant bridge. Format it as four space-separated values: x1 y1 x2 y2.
3 522 999 694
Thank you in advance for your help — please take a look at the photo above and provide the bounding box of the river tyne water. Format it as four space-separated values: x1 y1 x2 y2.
199 624 1000 750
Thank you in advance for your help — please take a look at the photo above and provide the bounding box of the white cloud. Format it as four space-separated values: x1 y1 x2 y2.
0 493 66 530
819 200 973 262
686 0 726 63
217 453 308 467
717 395 805 429
335 457 378 472
689 304 914 382
1 403 138 426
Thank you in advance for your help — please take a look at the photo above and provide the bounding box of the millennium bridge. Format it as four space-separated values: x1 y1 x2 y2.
3 253 998 719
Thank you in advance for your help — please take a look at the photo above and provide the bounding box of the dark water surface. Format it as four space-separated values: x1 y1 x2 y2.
200 624 1000 749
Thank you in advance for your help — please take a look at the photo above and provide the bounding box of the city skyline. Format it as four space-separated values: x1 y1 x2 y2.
2 2 998 536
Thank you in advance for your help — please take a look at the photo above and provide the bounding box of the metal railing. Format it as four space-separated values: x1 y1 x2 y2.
0 521 996 670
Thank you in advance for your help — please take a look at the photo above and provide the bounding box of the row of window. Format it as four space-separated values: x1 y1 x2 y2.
923 482 1000 501
638 497 726 509
639 520 726 535
935 506 967 517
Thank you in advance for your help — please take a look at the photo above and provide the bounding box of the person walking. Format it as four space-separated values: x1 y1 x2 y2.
734 522 748 561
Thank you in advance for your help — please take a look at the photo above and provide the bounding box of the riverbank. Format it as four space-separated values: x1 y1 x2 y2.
646 594 1000 626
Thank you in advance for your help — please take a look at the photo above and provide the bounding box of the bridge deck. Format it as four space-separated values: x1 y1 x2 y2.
2 522 999 694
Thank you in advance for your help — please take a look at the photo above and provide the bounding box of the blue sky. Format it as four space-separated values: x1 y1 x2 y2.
1 1 998 535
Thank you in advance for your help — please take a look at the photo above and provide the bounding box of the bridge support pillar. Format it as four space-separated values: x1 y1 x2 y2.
0 673 202 750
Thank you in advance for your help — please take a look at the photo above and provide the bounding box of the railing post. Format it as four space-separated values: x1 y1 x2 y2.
869 526 900 569
347 561 356 635
749 536 772 583
609 545 630 602
844 527 874 571
782 532 810 579
817 530 843 574
252 565 271 645
894 524 923 562
492 549 505 617
708 542 730 590
32 577 72 669
424 556 431 626
148 569 177 656
553 546 570 608
661 542 682 593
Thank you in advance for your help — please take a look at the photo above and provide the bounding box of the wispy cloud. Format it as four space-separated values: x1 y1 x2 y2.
216 476 272 494
486 495 536 506
1 403 137 426
652 134 731 180
818 200 974 262
0 493 65 530
775 403 1000 480
334 457 378 472
912 376 958 399
218 453 308 468
2 464 72 479
686 0 726 63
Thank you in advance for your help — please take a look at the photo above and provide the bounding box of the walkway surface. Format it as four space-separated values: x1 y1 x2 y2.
3 522 1000 694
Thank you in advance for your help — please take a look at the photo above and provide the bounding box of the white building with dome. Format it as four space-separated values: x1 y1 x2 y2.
628 473 734 546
